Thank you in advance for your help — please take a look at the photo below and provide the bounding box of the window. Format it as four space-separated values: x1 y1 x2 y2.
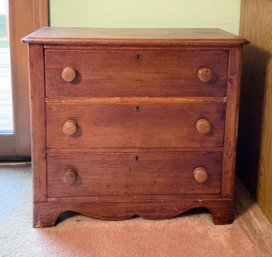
0 0 48 158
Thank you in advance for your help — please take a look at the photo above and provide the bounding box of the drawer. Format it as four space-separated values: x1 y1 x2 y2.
45 49 228 97
47 152 222 198
46 101 226 149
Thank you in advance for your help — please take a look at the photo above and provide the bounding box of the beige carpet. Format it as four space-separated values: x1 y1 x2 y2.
0 164 272 257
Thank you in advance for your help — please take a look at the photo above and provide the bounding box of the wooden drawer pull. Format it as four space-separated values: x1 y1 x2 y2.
193 167 208 183
197 67 213 83
63 168 78 185
62 119 77 136
61 66 77 82
196 119 212 135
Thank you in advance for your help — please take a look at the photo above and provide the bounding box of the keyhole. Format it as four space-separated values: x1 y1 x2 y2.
135 156 139 161
136 54 141 60
135 105 141 112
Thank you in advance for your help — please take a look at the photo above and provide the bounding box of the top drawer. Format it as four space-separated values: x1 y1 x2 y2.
45 48 229 98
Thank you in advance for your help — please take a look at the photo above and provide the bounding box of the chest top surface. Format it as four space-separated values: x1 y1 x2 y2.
22 27 248 46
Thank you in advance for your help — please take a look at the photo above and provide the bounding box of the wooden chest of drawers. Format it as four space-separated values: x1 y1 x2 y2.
23 27 248 227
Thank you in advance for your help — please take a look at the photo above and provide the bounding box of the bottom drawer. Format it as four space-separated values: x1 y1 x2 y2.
47 152 222 198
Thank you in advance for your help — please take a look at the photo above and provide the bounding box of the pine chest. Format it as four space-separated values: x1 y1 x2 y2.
23 27 248 227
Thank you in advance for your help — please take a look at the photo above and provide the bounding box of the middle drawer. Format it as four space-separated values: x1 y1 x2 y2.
46 101 226 149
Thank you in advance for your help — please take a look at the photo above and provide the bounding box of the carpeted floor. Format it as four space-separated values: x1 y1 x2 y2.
0 164 272 257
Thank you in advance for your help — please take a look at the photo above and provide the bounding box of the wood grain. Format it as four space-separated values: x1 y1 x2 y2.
47 194 225 203
46 101 226 149
32 0 49 28
45 97 226 104
45 48 228 97
238 0 272 222
221 47 243 198
46 147 224 154
29 44 47 202
7 0 48 156
23 27 247 227
22 27 247 46
33 199 234 227
47 152 222 198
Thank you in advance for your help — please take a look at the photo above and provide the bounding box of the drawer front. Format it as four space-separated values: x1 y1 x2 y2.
46 101 226 149
47 152 222 198
45 49 228 97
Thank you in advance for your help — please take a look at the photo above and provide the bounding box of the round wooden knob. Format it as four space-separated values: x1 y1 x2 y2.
61 67 77 82
197 67 213 83
193 167 208 183
62 119 77 136
63 168 78 185
196 119 212 135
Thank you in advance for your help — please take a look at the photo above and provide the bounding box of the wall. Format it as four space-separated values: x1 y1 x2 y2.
238 0 272 223
50 0 241 34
